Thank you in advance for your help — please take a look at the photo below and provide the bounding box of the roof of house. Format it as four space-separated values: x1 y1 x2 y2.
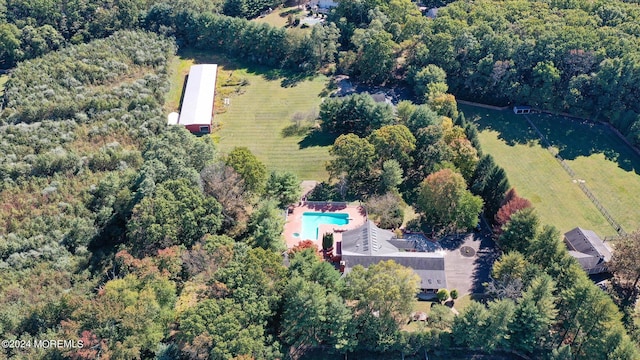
340 220 447 289
341 220 398 256
342 254 447 289
564 227 612 261
568 250 605 271
179 64 218 126
564 227 612 274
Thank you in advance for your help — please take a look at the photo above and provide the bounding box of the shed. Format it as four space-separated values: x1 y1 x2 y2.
564 227 612 275
513 105 532 114
177 64 218 134
425 7 439 19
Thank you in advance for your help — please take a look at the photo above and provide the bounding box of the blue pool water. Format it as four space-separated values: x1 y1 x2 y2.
299 212 349 241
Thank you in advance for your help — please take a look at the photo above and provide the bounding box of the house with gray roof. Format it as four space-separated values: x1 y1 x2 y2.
564 227 612 275
338 220 446 292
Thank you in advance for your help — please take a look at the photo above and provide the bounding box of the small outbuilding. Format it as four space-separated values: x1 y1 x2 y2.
424 7 439 19
513 105 532 114
564 227 612 275
171 64 218 135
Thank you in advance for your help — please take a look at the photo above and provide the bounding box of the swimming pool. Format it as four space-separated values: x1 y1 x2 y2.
297 212 349 241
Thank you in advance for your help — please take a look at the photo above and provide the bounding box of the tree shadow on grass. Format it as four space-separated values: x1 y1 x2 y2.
298 129 337 149
179 48 317 88
461 104 539 147
462 104 640 175
529 113 640 175
281 123 312 137
262 68 318 88
280 8 304 17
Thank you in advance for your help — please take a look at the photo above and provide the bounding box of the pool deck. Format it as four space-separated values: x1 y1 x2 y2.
283 202 367 249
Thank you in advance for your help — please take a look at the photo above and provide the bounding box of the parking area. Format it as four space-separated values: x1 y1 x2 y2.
442 232 499 296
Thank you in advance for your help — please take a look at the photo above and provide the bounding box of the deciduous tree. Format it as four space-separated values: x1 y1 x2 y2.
365 192 404 229
344 260 420 324
351 26 396 84
416 169 483 234
498 207 539 253
226 146 267 195
608 231 640 300
494 188 532 234
368 124 416 169
452 301 488 348
280 277 352 356
327 134 377 196
319 93 394 136
127 179 223 256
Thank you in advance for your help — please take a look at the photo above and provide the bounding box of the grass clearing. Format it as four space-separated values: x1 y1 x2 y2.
252 6 303 28
0 74 8 98
166 50 333 180
461 104 615 236
452 294 473 313
527 114 640 233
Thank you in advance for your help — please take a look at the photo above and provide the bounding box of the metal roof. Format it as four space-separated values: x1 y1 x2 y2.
340 220 447 289
342 254 447 289
179 64 217 126
564 227 612 274
564 227 612 262
341 220 398 255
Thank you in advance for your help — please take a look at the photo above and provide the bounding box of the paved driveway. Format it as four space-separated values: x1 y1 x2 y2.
442 232 500 296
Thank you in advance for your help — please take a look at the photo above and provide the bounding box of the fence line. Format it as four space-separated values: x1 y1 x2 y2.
523 115 626 236
302 201 350 207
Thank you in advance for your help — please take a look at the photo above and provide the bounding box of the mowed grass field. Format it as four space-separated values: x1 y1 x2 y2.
251 6 304 28
0 74 7 97
460 104 616 236
166 50 332 180
528 114 640 233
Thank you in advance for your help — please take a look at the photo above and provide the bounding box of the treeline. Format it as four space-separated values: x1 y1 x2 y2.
0 31 179 357
0 0 173 67
413 0 640 145
3 0 640 147
0 0 313 69
452 204 638 358
324 0 640 145
144 4 340 71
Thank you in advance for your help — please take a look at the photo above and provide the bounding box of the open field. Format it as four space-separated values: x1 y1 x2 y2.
460 104 616 237
0 74 7 98
166 50 332 180
527 114 640 234
251 6 304 27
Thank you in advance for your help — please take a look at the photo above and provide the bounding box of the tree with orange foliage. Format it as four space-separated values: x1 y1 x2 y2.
494 188 532 235
289 240 320 257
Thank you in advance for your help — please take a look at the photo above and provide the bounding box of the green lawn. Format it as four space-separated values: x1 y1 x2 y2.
460 104 616 237
252 6 305 28
527 114 640 234
166 50 333 181
0 74 7 98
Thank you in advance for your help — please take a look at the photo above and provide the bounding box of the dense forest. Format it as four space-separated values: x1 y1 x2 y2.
2 0 640 144
1 0 640 359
